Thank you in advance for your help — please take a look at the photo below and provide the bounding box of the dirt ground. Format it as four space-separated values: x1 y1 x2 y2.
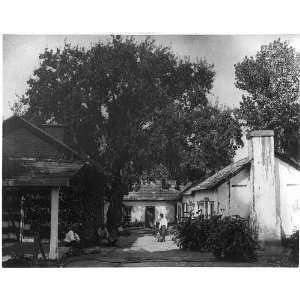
3 228 296 267
60 228 296 267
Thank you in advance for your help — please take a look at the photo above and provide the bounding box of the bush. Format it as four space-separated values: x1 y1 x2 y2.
174 214 258 261
283 230 299 265
207 215 258 261
174 215 217 251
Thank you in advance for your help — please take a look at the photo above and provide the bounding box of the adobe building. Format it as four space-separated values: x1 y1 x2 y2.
181 130 300 244
123 182 180 227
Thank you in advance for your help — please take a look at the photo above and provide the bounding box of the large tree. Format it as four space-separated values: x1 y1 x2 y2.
146 102 243 183
234 39 300 160
14 36 241 231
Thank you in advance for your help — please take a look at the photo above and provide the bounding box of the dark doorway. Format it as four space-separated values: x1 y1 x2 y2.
145 206 155 228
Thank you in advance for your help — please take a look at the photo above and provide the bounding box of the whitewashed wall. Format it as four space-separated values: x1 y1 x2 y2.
182 168 251 218
276 158 300 237
123 201 176 223
228 168 251 217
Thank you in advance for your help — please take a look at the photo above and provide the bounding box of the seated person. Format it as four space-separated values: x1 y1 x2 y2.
97 225 118 246
97 225 110 244
64 225 81 252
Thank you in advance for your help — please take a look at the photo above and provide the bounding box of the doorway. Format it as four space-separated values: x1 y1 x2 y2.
145 206 155 228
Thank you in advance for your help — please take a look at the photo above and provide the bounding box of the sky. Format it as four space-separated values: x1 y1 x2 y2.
3 34 300 120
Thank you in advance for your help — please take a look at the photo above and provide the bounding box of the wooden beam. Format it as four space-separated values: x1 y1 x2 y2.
49 188 59 260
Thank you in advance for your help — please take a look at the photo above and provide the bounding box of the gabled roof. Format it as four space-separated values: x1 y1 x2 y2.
275 152 300 171
3 115 105 173
3 115 83 160
124 183 180 201
183 157 251 195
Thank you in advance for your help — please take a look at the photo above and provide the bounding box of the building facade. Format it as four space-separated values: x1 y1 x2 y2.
123 183 180 227
2 116 104 259
181 131 300 243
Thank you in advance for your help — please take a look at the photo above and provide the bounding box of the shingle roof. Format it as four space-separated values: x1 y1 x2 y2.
3 158 85 187
183 157 251 195
124 183 180 201
3 115 104 174
3 116 83 159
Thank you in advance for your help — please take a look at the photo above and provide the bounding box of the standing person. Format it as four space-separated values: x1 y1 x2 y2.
159 213 168 242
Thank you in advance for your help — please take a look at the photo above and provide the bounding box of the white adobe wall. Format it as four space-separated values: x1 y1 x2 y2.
227 168 251 217
248 131 280 243
276 158 300 237
123 201 176 223
182 168 251 218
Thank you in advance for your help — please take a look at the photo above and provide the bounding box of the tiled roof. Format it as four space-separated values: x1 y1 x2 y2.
124 183 180 201
183 157 251 195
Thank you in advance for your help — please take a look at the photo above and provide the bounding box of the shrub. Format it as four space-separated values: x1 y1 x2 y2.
283 230 299 265
174 214 258 261
207 215 258 261
174 215 217 250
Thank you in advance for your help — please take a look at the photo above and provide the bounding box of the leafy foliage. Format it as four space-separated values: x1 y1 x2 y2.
13 36 242 228
207 215 258 261
174 214 258 261
235 39 300 160
283 230 299 265
174 215 213 250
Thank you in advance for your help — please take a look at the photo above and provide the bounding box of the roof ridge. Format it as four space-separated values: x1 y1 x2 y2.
183 157 251 195
20 117 84 159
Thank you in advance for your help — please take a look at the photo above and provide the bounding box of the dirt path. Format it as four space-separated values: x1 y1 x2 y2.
62 229 286 267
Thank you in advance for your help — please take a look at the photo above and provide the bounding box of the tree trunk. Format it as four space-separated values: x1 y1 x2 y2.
33 231 40 265
106 174 124 234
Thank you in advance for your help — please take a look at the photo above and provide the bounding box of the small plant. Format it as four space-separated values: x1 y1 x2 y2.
283 230 299 266
207 215 258 261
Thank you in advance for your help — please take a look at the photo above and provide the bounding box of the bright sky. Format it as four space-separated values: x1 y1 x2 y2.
3 34 300 119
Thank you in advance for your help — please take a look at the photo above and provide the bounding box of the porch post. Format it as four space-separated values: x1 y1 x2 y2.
49 187 60 260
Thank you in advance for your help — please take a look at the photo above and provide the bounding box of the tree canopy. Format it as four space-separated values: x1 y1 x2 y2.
234 39 300 160
13 36 242 229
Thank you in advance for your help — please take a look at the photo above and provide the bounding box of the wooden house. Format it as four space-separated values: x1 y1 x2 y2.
2 116 105 259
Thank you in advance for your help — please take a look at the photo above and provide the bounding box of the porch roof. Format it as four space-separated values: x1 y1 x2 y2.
3 158 85 187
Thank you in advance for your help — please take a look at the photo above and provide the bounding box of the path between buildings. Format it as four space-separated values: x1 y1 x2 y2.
62 228 287 267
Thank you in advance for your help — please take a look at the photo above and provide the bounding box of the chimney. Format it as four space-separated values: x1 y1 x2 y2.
247 130 280 243
41 124 65 143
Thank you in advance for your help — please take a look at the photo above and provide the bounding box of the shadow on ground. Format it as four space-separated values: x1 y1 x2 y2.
3 228 296 267
62 228 291 267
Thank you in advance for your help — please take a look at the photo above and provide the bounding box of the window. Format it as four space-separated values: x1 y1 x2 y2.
177 203 182 221
197 201 204 215
204 198 209 218
183 202 190 218
188 201 195 213
210 202 215 216
124 206 132 223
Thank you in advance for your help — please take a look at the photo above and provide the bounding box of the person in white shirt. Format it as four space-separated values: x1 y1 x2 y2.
158 214 168 242
64 229 80 243
64 225 81 255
